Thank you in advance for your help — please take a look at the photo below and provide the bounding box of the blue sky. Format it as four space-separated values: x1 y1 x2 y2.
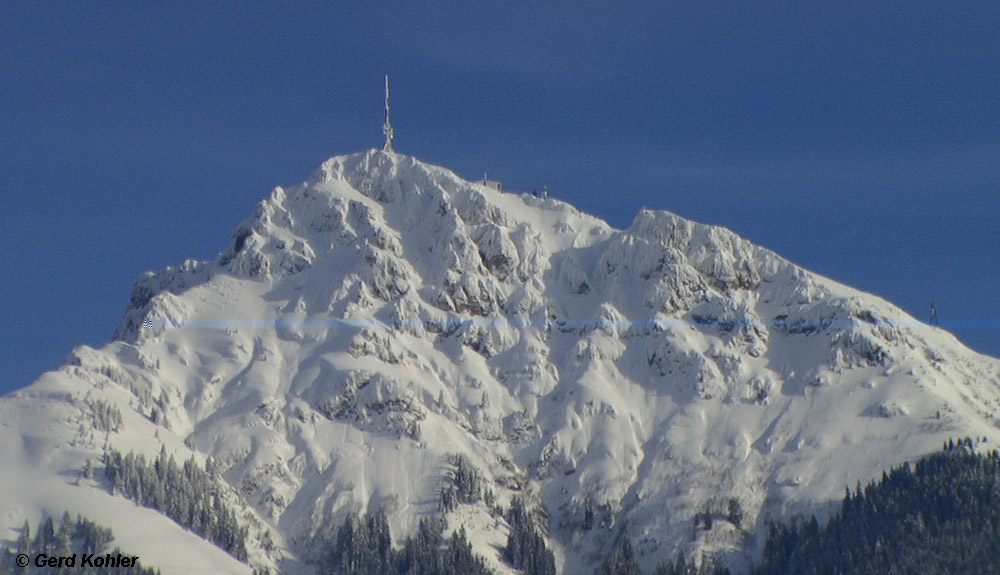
2 2 998 395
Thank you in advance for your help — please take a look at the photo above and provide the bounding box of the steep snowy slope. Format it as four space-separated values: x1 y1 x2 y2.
2 150 999 574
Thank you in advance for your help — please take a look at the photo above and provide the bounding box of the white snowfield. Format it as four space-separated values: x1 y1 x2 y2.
2 149 999 574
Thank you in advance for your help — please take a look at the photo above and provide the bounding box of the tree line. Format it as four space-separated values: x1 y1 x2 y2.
752 437 1000 575
595 533 731 575
320 496 560 575
322 511 491 575
87 436 1000 574
102 446 248 561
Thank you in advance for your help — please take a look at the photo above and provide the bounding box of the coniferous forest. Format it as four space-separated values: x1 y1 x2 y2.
101 447 249 561
595 532 731 575
753 438 1000 575
318 496 559 575
0 514 159 575
322 511 492 575
11 438 1000 574
504 498 556 575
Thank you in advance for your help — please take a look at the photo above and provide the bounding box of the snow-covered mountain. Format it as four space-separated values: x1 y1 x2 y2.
3 150 999 574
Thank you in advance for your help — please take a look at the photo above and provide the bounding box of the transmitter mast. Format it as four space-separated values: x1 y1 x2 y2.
382 75 394 153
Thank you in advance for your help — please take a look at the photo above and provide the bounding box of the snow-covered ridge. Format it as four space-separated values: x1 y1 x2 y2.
4 150 1000 574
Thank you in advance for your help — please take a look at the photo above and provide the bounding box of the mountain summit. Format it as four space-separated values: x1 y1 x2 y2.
3 150 999 574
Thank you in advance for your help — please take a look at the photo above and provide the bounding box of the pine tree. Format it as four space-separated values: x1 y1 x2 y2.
727 498 744 529
55 511 73 556
595 533 641 575
504 498 556 575
16 520 30 556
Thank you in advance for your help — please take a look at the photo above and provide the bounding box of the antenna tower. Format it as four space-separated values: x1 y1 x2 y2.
382 75 394 152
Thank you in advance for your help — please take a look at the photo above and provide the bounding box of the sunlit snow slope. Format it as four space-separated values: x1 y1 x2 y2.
3 150 1000 574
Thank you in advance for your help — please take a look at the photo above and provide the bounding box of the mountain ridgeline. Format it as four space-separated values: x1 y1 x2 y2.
2 150 999 574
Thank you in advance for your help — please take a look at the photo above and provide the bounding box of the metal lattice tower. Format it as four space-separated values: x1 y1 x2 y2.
382 75 394 152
